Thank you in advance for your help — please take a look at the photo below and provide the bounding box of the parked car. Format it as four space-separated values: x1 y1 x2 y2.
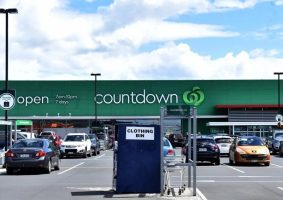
167 133 184 147
277 140 283 157
20 132 36 139
39 131 56 137
182 136 220 165
88 134 101 155
5 138 60 174
163 137 175 157
96 132 110 150
0 132 27 150
229 136 270 166
213 135 233 156
38 134 62 150
265 136 273 151
60 133 92 158
271 135 283 154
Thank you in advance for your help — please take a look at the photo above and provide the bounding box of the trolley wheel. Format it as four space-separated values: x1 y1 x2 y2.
167 189 170 195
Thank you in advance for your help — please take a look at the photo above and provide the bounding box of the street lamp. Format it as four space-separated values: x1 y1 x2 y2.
90 73 101 128
274 72 283 114
0 8 18 151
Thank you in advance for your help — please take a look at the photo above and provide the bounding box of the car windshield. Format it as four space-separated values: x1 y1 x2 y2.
97 134 105 140
41 132 52 136
192 138 215 145
88 134 96 139
275 136 283 141
238 137 264 146
65 135 84 141
215 138 232 144
274 132 283 138
163 139 170 147
89 135 97 141
13 140 44 148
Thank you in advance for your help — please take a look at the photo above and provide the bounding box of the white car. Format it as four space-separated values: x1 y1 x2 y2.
213 135 233 155
60 133 92 158
20 132 36 139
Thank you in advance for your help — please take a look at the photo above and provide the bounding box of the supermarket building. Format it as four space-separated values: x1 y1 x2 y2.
0 80 281 137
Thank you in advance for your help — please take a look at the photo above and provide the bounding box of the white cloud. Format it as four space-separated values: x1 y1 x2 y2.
95 20 238 49
0 0 283 81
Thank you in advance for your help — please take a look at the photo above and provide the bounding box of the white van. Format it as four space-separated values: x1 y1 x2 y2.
20 132 36 139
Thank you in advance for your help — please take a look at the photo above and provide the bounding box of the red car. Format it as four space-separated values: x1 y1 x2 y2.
38 134 62 149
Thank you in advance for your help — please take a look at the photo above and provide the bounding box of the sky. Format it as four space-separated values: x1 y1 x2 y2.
1 0 283 80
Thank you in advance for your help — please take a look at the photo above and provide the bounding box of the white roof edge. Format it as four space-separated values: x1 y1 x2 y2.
0 115 228 120
207 122 278 126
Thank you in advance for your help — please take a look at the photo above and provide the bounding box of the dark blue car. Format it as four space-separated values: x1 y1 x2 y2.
88 134 101 155
5 138 60 174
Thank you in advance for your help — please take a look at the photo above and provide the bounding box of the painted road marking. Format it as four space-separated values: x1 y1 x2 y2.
83 154 106 161
271 163 283 168
58 162 85 175
198 180 215 182
277 187 283 191
197 188 208 200
238 176 273 178
222 164 245 173
199 181 283 183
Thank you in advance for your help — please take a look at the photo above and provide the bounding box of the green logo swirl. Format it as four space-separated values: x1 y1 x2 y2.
183 87 205 106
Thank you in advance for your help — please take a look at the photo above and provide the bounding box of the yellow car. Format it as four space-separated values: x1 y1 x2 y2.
229 136 270 166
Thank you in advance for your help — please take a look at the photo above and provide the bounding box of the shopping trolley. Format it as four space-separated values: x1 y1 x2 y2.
163 155 188 196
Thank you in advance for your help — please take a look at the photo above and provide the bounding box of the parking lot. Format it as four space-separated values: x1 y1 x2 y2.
1 149 283 200
197 155 283 200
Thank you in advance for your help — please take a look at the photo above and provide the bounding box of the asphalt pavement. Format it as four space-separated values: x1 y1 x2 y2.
0 149 205 200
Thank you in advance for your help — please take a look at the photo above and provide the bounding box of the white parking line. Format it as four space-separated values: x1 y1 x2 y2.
222 164 245 174
238 176 272 178
277 187 283 191
271 163 283 168
58 162 85 175
83 154 105 161
197 188 208 200
198 180 215 182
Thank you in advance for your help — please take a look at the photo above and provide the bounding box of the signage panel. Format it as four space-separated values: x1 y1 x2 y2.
0 90 16 110
166 105 190 116
16 120 33 126
126 126 154 140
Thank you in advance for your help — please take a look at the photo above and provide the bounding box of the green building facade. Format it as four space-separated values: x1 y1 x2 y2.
0 80 280 135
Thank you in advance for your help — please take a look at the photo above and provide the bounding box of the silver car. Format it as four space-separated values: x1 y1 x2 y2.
213 136 232 156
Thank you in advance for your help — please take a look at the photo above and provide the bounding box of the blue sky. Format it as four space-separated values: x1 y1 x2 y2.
1 0 283 80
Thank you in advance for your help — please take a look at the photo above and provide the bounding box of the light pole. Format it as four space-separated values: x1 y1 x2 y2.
91 73 101 128
274 72 283 115
0 8 18 151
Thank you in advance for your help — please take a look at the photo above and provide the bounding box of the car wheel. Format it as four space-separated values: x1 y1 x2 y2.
44 159 52 174
6 167 13 175
229 157 233 165
215 158 220 165
83 149 88 158
88 149 92 157
265 162 270 166
54 159 60 170
93 149 97 156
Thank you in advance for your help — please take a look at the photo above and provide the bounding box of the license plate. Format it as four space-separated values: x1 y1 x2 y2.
199 148 207 152
221 144 227 147
251 160 258 163
68 152 74 154
20 154 29 158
